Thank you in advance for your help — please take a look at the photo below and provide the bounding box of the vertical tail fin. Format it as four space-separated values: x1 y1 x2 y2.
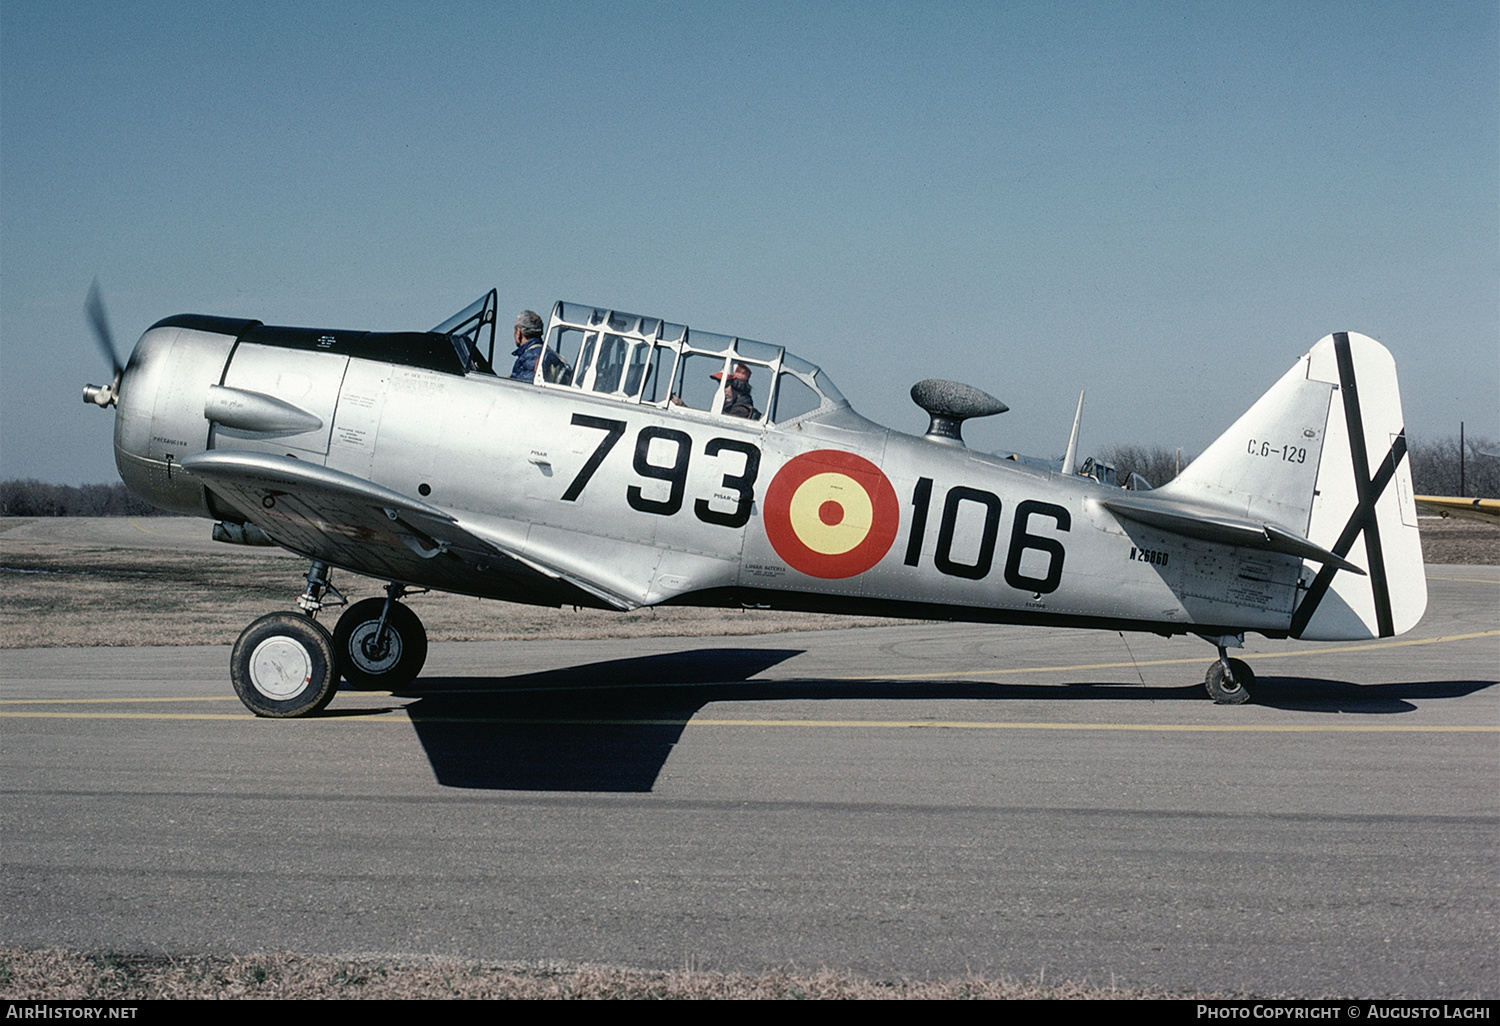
1159 332 1424 640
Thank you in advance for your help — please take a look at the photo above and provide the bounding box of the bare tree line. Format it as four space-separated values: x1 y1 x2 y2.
1094 445 1195 489
1095 433 1497 495
0 479 161 517
1 435 1494 516
1404 434 1500 498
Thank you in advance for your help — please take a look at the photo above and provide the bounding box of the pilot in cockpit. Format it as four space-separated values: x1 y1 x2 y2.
713 362 759 419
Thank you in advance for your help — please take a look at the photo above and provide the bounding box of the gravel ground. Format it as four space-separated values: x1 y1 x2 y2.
1416 515 1500 564
0 947 1211 1000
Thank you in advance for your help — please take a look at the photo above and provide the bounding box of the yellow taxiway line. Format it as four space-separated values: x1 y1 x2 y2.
1 709 1495 732
838 629 1500 682
0 695 243 704
355 716 1500 733
3 628 1494 728
2 711 257 720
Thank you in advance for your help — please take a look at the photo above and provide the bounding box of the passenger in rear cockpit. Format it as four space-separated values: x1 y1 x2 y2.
509 310 570 383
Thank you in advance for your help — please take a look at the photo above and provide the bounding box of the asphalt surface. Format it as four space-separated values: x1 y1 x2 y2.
2 566 1496 997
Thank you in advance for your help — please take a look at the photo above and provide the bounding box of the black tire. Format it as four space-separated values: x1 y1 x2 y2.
1205 658 1256 705
230 612 339 717
332 598 428 689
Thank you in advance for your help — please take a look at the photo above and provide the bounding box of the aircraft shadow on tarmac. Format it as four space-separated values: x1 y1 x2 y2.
363 648 1495 792
1241 677 1495 713
393 647 801 792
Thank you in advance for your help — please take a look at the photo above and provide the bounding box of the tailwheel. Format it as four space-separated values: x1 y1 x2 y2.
231 612 339 717
333 596 428 689
1205 657 1256 705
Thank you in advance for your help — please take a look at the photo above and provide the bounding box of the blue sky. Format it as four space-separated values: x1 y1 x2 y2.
3 0 1495 484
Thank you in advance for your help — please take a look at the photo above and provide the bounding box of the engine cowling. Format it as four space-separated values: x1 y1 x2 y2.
113 315 256 516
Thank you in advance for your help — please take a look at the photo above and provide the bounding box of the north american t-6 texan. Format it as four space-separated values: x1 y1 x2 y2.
83 286 1426 717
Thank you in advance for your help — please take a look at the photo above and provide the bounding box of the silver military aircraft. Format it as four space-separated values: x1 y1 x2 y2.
83 286 1426 716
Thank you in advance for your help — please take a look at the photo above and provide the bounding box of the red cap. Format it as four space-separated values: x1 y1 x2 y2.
711 362 752 382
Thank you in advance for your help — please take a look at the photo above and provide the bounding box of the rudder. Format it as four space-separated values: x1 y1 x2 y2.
1291 332 1425 640
1157 332 1425 641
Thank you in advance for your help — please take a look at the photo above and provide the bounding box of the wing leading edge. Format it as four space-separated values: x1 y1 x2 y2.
181 450 640 610
1414 495 1500 523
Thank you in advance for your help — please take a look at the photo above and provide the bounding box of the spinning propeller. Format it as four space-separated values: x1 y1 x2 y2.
82 280 124 408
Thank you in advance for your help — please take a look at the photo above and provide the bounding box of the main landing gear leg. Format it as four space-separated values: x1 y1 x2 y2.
1202 635 1256 705
230 560 348 718
332 583 428 690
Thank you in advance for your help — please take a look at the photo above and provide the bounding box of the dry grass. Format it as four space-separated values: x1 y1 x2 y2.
0 947 1174 1000
0 525 908 649
1418 516 1500 564
2 515 1492 649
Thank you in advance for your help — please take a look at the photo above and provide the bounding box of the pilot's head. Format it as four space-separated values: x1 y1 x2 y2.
514 310 544 343
711 362 753 392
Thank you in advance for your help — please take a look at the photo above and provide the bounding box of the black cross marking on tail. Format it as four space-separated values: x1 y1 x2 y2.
1289 333 1406 639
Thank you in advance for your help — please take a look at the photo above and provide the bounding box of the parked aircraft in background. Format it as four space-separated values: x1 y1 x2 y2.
84 285 1425 716
1415 496 1500 523
1413 445 1500 523
1001 391 1153 490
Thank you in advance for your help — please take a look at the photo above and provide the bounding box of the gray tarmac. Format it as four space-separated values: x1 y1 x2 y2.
2 566 1496 997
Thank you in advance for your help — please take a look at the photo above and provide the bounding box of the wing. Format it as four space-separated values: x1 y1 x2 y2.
180 450 639 610
1414 495 1500 524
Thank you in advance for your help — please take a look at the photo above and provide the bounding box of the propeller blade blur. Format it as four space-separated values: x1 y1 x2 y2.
86 280 124 377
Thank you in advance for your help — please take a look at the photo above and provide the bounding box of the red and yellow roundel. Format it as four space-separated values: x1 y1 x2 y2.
763 450 899 579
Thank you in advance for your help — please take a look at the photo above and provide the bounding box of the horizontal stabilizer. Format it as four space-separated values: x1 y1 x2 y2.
1100 494 1365 574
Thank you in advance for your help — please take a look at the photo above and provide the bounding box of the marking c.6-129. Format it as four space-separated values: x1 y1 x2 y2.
1247 439 1307 463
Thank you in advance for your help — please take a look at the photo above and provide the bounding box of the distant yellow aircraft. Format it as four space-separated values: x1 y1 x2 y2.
1415 496 1500 523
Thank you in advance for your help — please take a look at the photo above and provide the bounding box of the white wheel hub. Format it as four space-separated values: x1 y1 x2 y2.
248 636 313 699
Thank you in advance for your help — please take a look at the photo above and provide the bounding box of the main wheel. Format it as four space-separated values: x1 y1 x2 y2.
230 612 339 717
1205 658 1256 705
332 598 428 689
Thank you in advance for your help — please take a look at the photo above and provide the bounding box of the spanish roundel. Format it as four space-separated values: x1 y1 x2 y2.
763 450 900 579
